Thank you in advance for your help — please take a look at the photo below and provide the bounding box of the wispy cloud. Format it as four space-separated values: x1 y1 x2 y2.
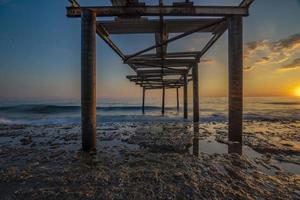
201 58 214 64
244 33 300 71
279 58 300 71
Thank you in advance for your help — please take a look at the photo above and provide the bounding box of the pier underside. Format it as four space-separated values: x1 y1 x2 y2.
66 0 254 150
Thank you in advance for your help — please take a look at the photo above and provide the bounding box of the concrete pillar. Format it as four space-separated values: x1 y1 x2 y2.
176 87 179 112
192 123 199 157
162 86 165 115
228 15 243 143
142 87 145 114
192 63 199 122
81 9 96 151
228 143 242 154
183 74 188 119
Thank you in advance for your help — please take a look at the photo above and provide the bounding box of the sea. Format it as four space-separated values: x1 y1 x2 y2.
0 97 299 125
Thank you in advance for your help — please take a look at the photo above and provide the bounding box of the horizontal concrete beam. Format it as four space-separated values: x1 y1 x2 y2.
66 6 248 18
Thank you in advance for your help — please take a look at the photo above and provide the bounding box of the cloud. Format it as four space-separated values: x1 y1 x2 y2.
244 33 300 71
279 58 300 71
201 58 214 64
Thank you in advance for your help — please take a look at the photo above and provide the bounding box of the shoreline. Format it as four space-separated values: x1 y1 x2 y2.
0 120 299 199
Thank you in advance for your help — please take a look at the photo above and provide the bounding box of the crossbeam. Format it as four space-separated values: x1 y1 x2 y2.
97 18 224 34
128 51 200 59
66 6 249 18
125 58 195 65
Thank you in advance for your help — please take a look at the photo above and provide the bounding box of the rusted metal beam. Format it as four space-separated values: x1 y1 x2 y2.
125 58 196 65
144 86 179 90
128 51 200 59
137 69 188 75
125 18 225 60
127 74 192 80
66 6 248 18
195 24 227 62
134 64 189 69
97 18 223 34
96 25 126 60
239 0 255 7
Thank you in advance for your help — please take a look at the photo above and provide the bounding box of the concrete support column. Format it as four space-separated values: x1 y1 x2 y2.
142 87 145 114
176 87 179 112
81 9 96 151
162 86 165 115
183 74 188 119
193 123 200 157
192 63 199 122
228 15 243 143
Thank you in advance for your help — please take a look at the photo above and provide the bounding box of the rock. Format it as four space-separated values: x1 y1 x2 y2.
20 136 32 145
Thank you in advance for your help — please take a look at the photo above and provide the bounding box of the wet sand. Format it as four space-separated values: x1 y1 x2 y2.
0 120 299 199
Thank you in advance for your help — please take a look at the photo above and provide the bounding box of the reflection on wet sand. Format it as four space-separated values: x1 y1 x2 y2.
192 122 242 156
0 122 299 199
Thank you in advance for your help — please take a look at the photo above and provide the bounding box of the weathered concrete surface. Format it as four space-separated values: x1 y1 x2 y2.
192 63 199 122
183 74 188 119
228 15 243 143
81 10 96 151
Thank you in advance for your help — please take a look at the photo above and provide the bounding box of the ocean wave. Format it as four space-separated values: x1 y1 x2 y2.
0 104 177 114
0 117 14 124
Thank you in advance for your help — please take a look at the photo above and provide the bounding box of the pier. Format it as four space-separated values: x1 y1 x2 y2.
66 0 254 151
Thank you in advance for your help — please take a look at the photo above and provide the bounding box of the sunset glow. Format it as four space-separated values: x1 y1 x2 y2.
295 87 300 97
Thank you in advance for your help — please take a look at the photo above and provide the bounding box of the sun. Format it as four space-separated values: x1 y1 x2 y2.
295 87 300 97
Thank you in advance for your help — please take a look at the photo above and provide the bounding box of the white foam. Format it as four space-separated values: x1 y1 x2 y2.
0 118 13 124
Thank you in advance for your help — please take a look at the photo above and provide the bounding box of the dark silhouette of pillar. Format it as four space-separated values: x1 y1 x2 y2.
192 63 199 122
228 142 243 155
162 86 165 115
183 74 188 119
142 87 145 114
192 123 200 157
176 87 179 111
81 9 96 151
228 15 243 143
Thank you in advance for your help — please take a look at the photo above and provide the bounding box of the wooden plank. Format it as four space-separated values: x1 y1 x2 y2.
66 6 248 18
97 18 223 34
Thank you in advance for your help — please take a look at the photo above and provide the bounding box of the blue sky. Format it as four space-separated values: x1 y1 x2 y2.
1 0 300 102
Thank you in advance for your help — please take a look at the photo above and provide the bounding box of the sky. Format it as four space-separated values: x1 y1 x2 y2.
1 0 300 103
